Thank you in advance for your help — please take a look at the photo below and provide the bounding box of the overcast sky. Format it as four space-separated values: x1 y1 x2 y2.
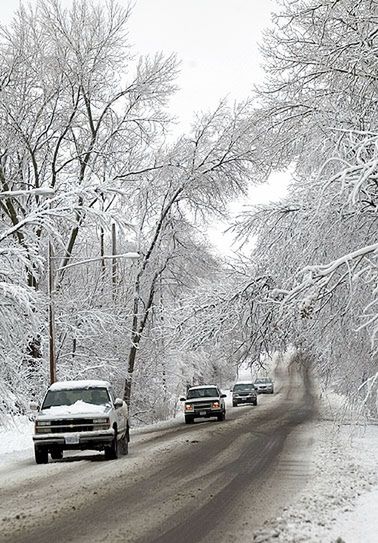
130 0 276 133
1 0 288 254
1 0 276 131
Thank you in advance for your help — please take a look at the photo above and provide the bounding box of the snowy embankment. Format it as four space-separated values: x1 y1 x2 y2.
0 416 33 464
253 391 378 543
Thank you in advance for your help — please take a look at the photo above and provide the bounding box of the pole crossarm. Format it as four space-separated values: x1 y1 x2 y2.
56 252 140 272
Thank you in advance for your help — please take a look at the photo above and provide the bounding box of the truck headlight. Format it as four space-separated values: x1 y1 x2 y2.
212 401 220 409
93 417 110 429
185 404 194 411
35 421 52 434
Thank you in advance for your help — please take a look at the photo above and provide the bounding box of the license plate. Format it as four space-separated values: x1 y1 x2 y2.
199 410 207 416
65 433 79 445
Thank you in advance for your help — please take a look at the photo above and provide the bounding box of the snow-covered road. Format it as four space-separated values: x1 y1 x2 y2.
0 360 377 543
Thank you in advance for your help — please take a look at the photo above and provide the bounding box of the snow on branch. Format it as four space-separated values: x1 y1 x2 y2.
56 252 140 272
0 188 55 199
302 243 378 279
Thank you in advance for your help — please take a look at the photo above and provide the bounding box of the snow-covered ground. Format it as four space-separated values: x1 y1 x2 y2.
0 415 33 463
252 392 378 543
1 387 377 542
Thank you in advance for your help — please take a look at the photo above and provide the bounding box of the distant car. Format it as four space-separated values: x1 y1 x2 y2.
32 380 129 464
254 377 274 394
232 382 257 407
180 385 226 424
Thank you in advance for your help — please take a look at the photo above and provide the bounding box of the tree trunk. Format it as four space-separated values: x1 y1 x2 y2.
123 343 138 406
100 226 106 284
123 284 141 406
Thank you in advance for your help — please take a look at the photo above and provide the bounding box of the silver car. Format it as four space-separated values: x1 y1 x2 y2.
254 377 274 394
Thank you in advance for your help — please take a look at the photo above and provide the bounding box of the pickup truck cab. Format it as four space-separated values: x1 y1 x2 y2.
32 380 129 464
180 385 226 424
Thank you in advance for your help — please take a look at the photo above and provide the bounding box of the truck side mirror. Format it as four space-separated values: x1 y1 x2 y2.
114 398 124 409
220 394 227 398
179 397 186 402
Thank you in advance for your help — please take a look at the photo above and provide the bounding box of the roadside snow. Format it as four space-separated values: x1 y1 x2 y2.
329 486 378 543
252 392 378 543
0 416 33 459
327 424 378 543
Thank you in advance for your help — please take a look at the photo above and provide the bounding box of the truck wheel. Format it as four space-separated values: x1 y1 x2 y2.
119 432 129 456
185 416 194 424
253 400 258 406
35 445 48 464
232 402 238 407
50 448 63 460
105 434 119 460
217 411 226 421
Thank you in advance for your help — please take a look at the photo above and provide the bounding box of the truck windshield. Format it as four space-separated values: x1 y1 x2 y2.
187 388 218 399
42 388 111 409
233 384 255 391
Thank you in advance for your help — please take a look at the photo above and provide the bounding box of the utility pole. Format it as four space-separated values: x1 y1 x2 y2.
111 222 117 300
48 241 57 384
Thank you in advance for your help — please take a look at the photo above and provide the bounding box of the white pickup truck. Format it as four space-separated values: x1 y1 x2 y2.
32 380 129 464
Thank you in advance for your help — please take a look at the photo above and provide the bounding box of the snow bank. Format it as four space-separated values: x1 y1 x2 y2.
0 416 33 456
252 392 378 542
329 486 378 543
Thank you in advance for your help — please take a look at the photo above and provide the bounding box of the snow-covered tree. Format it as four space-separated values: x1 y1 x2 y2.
0 0 265 418
0 0 178 410
122 101 264 405
232 0 378 412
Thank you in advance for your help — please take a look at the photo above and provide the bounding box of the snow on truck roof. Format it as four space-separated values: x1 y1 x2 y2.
49 380 111 391
188 384 218 390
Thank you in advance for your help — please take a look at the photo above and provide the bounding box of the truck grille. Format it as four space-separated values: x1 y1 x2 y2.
193 402 212 410
49 418 95 433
